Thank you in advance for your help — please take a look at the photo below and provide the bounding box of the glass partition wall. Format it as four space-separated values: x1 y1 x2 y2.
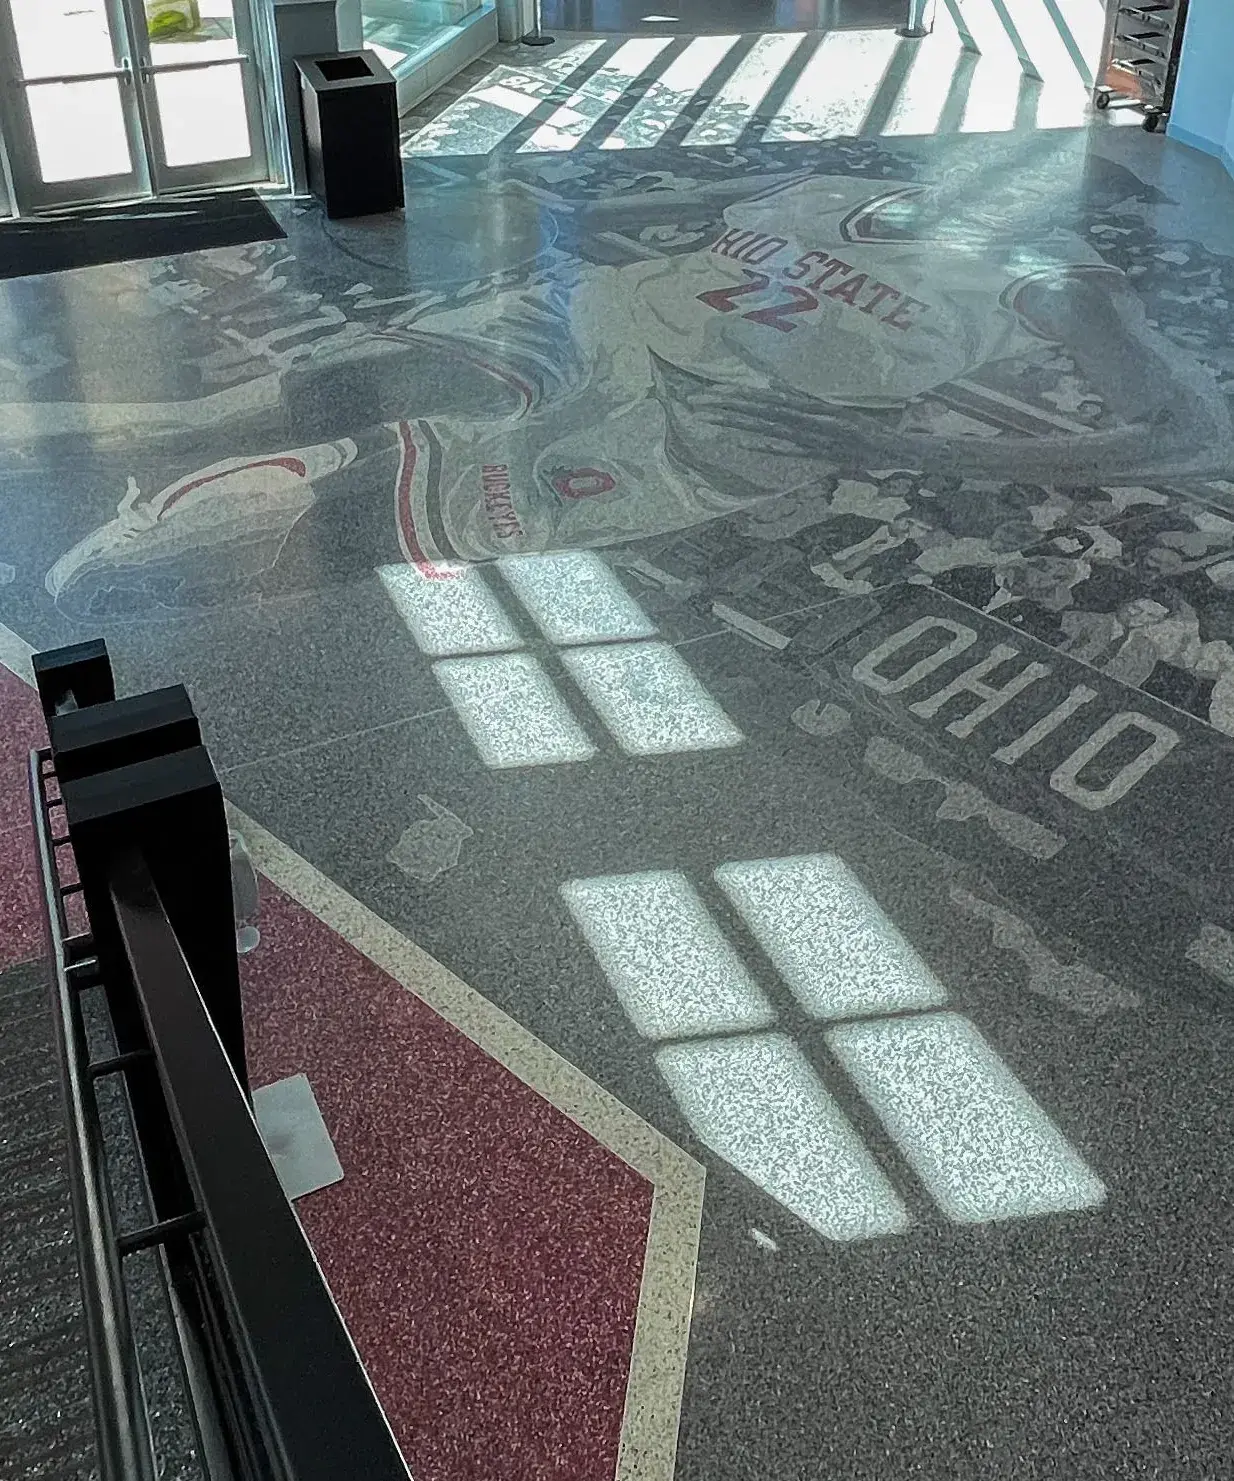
362 0 496 108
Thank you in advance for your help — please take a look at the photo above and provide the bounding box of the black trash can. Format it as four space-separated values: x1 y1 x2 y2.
296 51 405 219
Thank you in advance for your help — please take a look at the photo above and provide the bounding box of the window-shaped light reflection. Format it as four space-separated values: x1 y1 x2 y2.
763 29 899 141
600 35 741 149
519 37 674 153
405 42 607 157
433 654 595 768
828 1012 1106 1223
562 642 742 756
1003 0 1090 90
498 551 657 646
684 33 805 146
881 10 964 137
379 563 521 657
959 54 1022 135
562 871 774 1040
657 1033 910 1241
715 855 947 1020
1052 0 1105 80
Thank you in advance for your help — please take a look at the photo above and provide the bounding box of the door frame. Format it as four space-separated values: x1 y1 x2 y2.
130 0 271 195
0 0 275 216
0 0 150 211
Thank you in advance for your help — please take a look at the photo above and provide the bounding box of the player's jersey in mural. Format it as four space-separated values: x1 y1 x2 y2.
416 176 1112 410
631 176 1111 409
388 175 1115 562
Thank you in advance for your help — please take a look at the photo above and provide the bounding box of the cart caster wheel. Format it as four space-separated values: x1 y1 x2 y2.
1094 89 1110 110
1143 111 1162 132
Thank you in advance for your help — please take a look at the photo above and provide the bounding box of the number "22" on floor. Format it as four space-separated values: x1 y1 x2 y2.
696 266 928 334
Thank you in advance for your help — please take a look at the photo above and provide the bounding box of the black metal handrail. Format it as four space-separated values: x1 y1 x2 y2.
30 746 411 1481
31 749 154 1481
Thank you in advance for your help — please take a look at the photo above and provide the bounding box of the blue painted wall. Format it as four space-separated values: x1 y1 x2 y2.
1168 0 1234 174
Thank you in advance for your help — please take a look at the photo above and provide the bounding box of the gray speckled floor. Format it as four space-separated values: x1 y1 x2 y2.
2 56 1234 1478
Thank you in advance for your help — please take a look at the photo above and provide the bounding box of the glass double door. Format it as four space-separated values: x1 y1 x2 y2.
0 0 271 213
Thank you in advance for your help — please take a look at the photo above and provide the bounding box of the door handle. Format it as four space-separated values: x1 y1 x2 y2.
138 53 252 82
20 63 137 86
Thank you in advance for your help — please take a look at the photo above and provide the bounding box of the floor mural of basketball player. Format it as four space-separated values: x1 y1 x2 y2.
3 129 1234 1480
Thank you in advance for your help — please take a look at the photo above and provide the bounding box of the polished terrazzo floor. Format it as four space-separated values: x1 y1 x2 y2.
3 15 1234 1479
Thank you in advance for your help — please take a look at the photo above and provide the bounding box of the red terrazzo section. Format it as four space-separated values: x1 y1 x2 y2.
240 879 654 1481
0 666 48 970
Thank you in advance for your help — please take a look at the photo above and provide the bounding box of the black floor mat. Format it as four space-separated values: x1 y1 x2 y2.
0 189 285 281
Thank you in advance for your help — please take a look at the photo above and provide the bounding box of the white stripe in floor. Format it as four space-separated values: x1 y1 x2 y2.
0 620 35 686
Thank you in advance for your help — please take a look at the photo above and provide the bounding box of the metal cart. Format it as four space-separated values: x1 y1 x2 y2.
1094 0 1190 132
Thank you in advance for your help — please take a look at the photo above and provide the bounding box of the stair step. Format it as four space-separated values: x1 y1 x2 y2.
0 966 98 1481
0 978 49 1020
0 1051 60 1103
0 1423 98 1481
0 1172 72 1229
0 1084 61 1160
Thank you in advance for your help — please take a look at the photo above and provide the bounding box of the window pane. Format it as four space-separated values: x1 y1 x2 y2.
27 79 132 183
146 0 243 64
10 0 116 81
154 62 251 166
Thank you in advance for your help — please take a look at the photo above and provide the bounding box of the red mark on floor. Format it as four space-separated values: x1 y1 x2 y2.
241 880 653 1481
0 666 47 970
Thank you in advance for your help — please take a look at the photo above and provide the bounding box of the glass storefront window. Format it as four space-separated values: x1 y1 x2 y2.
362 0 484 77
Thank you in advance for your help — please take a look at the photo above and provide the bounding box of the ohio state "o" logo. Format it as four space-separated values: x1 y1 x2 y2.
550 467 617 500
